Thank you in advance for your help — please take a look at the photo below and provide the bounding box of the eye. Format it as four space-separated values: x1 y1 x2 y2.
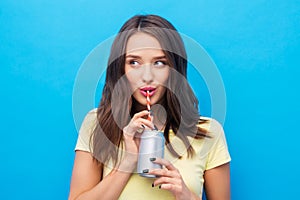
128 60 141 67
154 60 167 67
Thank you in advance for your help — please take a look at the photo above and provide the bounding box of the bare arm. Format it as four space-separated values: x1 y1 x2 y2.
68 150 136 200
68 151 101 200
69 110 154 200
203 163 230 200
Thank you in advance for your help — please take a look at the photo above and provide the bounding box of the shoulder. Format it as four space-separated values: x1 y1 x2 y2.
192 117 231 166
198 117 231 170
81 108 98 127
85 108 98 120
198 116 225 138
78 108 98 138
75 108 98 152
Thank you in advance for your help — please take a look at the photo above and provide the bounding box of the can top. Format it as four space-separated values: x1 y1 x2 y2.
141 130 164 139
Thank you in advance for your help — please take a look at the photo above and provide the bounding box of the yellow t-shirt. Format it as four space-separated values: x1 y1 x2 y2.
75 109 231 199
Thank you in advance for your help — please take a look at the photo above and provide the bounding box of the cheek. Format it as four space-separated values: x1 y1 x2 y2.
125 69 138 83
125 70 142 92
156 70 169 85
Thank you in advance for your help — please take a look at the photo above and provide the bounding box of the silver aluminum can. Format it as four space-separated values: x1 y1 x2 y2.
137 130 165 178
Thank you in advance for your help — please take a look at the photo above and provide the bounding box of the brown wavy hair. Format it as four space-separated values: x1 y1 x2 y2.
91 14 208 167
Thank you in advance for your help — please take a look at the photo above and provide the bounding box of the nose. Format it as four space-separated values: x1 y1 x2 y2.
141 64 154 84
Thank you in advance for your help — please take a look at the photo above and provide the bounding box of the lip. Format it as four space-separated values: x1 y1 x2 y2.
140 86 156 97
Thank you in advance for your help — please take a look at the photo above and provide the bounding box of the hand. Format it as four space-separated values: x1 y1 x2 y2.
148 158 199 200
122 110 155 164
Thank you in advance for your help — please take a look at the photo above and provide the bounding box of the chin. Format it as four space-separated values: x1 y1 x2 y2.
133 96 154 106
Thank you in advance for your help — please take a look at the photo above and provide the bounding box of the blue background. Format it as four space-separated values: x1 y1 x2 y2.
1 0 299 199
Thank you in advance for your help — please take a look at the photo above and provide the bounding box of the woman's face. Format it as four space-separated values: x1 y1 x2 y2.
125 32 170 107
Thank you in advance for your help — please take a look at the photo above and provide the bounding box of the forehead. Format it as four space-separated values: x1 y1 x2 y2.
126 32 163 53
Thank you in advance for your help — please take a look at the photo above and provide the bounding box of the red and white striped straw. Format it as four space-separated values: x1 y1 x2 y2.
146 91 151 120
146 91 151 111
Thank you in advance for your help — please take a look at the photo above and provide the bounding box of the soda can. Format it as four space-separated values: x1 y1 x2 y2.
137 130 165 178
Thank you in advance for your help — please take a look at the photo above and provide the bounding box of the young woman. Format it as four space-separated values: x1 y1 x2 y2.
69 15 231 200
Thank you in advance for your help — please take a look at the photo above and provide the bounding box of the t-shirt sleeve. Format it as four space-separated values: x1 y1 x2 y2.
205 119 231 170
75 109 97 153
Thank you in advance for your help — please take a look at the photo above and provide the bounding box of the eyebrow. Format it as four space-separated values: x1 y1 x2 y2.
125 54 167 60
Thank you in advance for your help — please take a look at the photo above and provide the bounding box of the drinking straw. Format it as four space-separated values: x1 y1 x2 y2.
146 90 151 121
146 90 158 130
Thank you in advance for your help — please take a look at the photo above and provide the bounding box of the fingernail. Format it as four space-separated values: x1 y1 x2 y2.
149 110 153 116
159 185 161 189
150 158 156 161
143 169 149 173
151 183 154 187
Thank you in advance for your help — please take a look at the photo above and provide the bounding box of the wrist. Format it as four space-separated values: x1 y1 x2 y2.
118 155 138 173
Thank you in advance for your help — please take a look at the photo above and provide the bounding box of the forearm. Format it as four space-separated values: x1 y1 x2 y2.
75 171 130 200
74 158 136 200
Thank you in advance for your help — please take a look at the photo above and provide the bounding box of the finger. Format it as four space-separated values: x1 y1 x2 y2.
132 119 154 134
149 167 170 176
158 183 177 191
152 176 176 187
138 118 155 130
150 157 177 171
149 168 179 178
132 110 150 120
123 120 145 136
124 125 143 138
